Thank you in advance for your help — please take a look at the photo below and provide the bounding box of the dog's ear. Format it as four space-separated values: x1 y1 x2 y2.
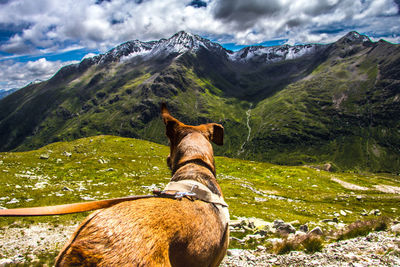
161 103 180 140
209 123 224 146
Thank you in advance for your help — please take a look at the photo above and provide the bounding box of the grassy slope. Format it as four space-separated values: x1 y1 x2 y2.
1 136 399 229
247 43 400 172
3 58 249 160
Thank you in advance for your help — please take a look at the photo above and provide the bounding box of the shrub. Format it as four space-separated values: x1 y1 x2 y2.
336 217 390 241
302 235 324 254
273 234 324 254
274 238 298 255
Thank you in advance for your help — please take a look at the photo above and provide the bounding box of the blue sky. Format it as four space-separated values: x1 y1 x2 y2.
0 0 399 91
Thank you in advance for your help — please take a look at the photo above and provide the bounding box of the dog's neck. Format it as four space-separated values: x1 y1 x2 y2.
171 160 222 197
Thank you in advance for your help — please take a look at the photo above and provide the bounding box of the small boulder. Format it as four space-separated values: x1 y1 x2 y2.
39 154 49 160
369 209 381 216
62 186 74 192
63 151 72 157
0 258 14 266
273 220 296 234
309 226 323 236
391 223 400 234
299 224 309 233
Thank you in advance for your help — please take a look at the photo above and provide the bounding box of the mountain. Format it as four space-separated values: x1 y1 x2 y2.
0 31 399 172
0 88 18 100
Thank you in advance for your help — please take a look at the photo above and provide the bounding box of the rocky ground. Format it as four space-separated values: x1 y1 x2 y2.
0 221 399 266
221 231 400 266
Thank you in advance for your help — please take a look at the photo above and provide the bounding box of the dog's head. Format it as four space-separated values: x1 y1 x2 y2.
161 103 224 174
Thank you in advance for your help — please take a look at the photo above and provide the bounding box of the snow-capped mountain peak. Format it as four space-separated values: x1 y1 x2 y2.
96 31 224 64
229 43 324 63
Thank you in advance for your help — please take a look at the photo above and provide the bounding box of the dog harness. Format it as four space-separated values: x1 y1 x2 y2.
160 180 229 227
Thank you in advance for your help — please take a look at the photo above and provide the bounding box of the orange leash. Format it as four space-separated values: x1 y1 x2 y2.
0 195 155 217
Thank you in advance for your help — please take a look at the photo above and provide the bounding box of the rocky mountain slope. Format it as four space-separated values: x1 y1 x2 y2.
0 31 399 171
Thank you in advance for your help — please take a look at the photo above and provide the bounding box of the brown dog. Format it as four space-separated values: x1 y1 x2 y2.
55 104 229 266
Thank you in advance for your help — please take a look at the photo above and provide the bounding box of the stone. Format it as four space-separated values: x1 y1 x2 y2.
6 198 19 204
256 245 266 251
254 229 269 237
309 226 323 235
356 195 362 201
391 223 400 233
62 186 74 191
273 220 296 234
369 209 381 216
0 258 14 266
229 220 242 228
273 219 285 228
63 151 72 157
249 218 270 229
39 154 49 159
340 210 347 216
299 224 309 233
324 163 332 171
361 209 368 216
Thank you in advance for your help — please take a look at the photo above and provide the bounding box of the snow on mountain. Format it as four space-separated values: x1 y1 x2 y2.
229 44 324 63
81 31 328 67
102 31 225 63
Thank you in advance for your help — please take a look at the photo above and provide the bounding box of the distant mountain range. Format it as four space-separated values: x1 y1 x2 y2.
0 88 18 100
0 31 399 172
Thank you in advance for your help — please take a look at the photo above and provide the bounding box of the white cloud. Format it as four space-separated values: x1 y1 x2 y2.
0 0 398 53
0 0 398 93
0 58 78 90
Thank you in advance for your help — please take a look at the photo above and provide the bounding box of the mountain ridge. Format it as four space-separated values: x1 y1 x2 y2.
0 31 399 172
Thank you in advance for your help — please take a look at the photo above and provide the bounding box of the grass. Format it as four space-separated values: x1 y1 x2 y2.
0 135 399 223
0 135 400 266
0 135 399 262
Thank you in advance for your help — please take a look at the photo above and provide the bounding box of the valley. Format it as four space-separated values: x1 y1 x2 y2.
0 31 399 172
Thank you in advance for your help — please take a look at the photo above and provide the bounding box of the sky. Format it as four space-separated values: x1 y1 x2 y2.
0 0 399 92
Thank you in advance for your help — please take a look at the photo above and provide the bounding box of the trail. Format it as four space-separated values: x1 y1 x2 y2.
238 103 253 155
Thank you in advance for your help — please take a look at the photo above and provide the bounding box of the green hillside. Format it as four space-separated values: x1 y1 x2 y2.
246 39 400 172
1 136 399 228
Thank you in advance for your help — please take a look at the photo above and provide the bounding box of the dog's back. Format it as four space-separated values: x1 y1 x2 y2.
57 198 228 266
56 104 229 266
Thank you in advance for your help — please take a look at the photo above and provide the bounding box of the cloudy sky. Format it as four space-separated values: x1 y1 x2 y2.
0 0 399 91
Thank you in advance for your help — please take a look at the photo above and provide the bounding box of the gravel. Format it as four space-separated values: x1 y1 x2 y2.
221 231 400 266
0 224 399 266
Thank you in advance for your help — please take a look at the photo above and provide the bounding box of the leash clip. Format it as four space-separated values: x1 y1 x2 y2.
174 184 199 199
153 184 198 200
175 191 196 199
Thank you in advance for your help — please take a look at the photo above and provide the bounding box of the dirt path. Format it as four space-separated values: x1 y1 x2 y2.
331 177 370 191
238 103 253 155
331 177 400 194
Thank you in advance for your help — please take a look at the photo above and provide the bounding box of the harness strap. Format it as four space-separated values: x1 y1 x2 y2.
164 180 228 207
163 180 230 227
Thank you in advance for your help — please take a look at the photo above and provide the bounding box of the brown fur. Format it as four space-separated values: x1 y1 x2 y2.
56 104 228 266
